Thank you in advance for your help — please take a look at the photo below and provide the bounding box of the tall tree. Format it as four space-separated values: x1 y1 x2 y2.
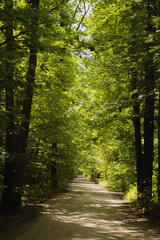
142 0 155 202
158 87 160 203
129 2 143 200
131 69 143 197
0 0 17 214
0 0 40 214
83 0 158 204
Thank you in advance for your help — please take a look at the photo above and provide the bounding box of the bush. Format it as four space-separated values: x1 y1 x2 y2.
124 184 137 201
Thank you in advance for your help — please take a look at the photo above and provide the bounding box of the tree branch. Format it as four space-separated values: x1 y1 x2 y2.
50 0 70 12
72 0 82 20
69 0 82 29
76 1 91 31
0 0 70 47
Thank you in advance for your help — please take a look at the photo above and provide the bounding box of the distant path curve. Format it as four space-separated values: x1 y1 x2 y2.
1 175 160 240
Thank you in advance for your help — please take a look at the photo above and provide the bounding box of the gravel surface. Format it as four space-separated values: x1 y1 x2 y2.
0 175 160 240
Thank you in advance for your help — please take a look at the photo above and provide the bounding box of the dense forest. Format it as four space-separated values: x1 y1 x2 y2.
0 0 160 215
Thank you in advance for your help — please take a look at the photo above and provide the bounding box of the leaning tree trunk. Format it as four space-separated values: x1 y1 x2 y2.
19 0 39 154
0 0 40 214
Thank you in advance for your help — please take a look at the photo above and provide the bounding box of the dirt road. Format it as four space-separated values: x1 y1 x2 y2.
1 175 160 240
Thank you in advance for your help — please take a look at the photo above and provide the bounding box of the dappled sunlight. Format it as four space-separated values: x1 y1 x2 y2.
104 199 126 207
35 176 159 240
1 176 159 240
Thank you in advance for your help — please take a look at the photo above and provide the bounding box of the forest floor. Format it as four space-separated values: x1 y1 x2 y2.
0 175 160 240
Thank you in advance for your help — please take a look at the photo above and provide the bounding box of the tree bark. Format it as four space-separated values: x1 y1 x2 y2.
0 0 40 214
130 3 144 199
131 70 143 197
0 0 18 214
158 88 160 203
142 0 155 202
143 65 154 201
19 0 39 154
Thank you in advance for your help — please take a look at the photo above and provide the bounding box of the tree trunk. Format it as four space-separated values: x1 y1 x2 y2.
142 0 155 202
0 0 18 214
158 88 160 203
143 61 154 201
0 0 40 214
15 0 39 207
130 3 144 199
131 70 143 197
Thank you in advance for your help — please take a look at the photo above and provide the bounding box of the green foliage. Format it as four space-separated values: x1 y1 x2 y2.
77 0 160 209
1 0 160 212
125 184 137 202
0 0 88 206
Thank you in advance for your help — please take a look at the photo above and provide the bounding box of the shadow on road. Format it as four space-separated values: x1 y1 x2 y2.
0 175 159 240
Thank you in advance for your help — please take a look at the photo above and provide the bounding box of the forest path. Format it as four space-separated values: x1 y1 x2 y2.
1 175 160 240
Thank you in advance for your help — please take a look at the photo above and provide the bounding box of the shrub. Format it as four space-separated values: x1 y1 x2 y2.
124 184 137 201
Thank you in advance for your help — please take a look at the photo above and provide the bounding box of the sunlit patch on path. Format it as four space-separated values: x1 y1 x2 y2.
0 175 160 240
